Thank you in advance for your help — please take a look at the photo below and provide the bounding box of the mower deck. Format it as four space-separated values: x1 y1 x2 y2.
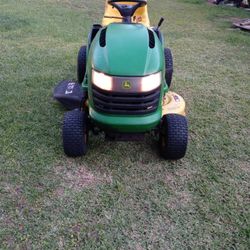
162 91 186 117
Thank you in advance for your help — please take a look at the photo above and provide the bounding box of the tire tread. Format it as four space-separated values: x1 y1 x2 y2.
63 110 87 157
164 48 173 87
77 46 87 84
160 114 188 160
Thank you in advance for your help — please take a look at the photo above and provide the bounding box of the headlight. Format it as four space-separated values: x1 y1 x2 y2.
92 70 113 91
140 72 161 92
92 69 161 92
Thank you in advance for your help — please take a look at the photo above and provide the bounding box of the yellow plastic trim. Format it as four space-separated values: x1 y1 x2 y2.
162 91 186 117
102 1 150 27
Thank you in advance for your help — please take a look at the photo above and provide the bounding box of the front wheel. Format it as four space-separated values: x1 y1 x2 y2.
62 109 88 157
159 114 188 160
164 48 173 88
77 46 87 84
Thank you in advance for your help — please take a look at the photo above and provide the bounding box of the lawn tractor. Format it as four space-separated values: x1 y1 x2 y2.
54 0 188 160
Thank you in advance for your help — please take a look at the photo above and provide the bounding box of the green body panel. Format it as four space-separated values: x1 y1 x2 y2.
90 23 163 76
89 106 162 133
83 23 166 133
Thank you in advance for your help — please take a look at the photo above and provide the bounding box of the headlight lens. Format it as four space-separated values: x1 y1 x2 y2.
92 69 161 92
140 72 161 92
92 70 113 91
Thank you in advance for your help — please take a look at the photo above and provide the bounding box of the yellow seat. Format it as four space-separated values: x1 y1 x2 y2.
102 1 150 27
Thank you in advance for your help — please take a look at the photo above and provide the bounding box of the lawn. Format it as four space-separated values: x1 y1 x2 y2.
0 0 250 249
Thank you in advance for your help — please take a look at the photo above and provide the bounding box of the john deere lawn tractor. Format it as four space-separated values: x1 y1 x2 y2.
54 0 188 160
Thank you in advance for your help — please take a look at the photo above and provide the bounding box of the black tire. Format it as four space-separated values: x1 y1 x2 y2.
164 48 173 88
63 109 88 157
77 46 87 84
159 114 188 160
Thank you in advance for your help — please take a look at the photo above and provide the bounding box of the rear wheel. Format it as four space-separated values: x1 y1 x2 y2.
159 114 188 160
63 109 88 157
77 46 87 84
164 48 173 88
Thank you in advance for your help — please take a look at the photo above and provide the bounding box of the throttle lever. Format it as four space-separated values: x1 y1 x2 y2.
156 17 165 31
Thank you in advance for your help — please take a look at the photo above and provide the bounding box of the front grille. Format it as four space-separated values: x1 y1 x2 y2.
92 86 160 115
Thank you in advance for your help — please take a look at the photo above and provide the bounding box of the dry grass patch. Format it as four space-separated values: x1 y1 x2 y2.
167 191 193 209
165 168 195 209
2 183 28 213
237 160 250 174
54 165 112 196
165 168 194 190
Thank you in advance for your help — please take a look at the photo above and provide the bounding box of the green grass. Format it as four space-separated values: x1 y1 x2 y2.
0 0 250 248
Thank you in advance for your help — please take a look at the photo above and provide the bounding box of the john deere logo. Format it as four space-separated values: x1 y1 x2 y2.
122 80 132 89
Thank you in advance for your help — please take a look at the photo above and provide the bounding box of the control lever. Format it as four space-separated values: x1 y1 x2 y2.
156 17 165 31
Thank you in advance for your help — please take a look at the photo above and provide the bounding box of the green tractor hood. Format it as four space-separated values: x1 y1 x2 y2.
90 23 163 76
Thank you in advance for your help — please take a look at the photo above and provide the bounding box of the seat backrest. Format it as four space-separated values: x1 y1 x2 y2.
102 1 150 27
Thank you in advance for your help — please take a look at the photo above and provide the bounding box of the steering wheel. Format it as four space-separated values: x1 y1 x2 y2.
107 0 147 22
108 0 147 4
